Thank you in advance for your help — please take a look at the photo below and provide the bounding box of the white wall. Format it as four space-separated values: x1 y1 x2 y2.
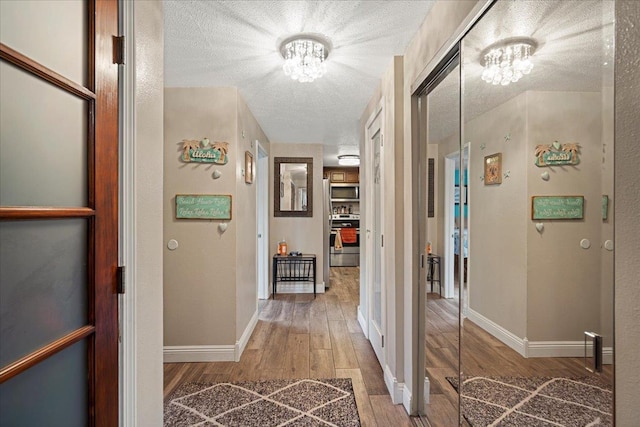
133 0 164 424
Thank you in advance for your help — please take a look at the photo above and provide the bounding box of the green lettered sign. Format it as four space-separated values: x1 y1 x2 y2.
531 196 584 220
176 194 232 220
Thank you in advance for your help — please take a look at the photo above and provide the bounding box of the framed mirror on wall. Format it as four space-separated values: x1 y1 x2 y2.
274 157 313 217
415 0 614 425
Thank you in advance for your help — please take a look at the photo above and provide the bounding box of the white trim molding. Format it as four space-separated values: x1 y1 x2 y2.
163 345 235 363
274 282 325 294
235 309 259 362
526 341 614 365
357 305 368 338
466 309 527 357
402 385 412 414
384 365 405 405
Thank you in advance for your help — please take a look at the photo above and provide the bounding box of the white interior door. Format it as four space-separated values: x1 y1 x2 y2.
444 154 457 299
367 109 384 364
256 142 269 299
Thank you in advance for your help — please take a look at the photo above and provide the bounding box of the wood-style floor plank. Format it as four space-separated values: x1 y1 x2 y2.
163 266 416 426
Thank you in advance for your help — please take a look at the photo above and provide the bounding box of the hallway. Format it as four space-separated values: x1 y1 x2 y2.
164 267 413 426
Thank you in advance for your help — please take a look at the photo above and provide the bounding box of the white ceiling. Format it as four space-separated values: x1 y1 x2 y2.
163 0 436 166
427 0 614 143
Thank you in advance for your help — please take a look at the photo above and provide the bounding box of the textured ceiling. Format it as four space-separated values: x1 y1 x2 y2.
164 0 436 166
427 0 614 143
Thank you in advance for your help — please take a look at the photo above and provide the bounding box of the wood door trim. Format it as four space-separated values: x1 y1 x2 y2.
0 325 95 384
0 207 96 220
0 43 96 100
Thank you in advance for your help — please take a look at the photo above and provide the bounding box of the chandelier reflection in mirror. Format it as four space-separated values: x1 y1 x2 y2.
481 38 537 86
280 35 330 83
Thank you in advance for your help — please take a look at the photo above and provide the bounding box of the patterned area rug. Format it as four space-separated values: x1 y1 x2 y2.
164 378 361 427
447 376 612 426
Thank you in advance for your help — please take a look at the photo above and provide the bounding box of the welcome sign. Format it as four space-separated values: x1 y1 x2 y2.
534 141 580 167
181 138 229 164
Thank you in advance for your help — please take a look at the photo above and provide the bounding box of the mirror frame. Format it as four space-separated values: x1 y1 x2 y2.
274 157 313 217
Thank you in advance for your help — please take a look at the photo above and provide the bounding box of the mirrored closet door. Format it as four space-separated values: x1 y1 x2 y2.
418 0 615 425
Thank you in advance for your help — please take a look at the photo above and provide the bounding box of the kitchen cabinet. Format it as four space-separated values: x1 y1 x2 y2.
323 167 359 183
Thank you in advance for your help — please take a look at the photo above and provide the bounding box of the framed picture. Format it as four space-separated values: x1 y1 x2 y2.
244 151 254 184
484 152 502 185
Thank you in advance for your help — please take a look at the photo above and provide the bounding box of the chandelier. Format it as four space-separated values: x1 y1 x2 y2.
280 35 330 83
338 155 359 166
481 38 537 86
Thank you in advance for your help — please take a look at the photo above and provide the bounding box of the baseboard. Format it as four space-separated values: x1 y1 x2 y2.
402 386 412 415
357 305 368 338
384 365 404 405
527 341 614 364
275 282 325 294
163 345 235 363
235 309 259 362
466 308 527 357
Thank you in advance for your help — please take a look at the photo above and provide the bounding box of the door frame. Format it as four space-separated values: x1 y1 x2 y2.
444 152 457 299
364 98 385 365
256 141 269 299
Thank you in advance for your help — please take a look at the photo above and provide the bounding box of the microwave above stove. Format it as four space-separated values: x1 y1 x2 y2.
330 183 359 201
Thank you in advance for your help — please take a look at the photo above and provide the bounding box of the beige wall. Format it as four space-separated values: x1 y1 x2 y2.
163 87 268 349
235 95 270 338
525 91 604 342
164 87 239 347
269 143 324 290
614 0 640 422
467 93 529 338
133 0 164 424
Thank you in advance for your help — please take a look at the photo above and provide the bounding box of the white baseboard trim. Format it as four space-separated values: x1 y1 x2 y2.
527 341 614 365
423 377 430 405
274 282 325 294
357 305 368 338
466 308 527 357
403 386 412 415
235 309 259 362
384 365 404 405
163 345 235 363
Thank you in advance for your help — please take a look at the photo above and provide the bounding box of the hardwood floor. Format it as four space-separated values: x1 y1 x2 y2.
164 266 414 426
422 292 613 427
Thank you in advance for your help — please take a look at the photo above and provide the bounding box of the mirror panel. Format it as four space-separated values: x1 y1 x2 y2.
274 157 313 217
460 0 614 425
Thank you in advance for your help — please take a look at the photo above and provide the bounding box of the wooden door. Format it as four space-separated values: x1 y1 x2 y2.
0 1 119 425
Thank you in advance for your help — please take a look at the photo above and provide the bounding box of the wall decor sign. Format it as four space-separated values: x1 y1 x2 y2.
175 194 232 220
245 151 254 184
534 141 580 167
181 138 229 164
531 195 584 220
484 152 502 185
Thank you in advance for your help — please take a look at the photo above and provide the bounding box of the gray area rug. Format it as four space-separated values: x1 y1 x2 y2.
164 378 361 427
447 376 612 426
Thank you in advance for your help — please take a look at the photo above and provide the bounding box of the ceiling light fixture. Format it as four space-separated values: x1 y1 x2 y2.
338 155 360 166
481 38 537 86
280 35 330 83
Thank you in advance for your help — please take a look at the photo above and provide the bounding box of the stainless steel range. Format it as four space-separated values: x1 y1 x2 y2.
330 214 360 267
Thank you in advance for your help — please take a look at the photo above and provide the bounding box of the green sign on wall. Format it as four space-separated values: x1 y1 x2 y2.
531 196 584 220
176 194 232 220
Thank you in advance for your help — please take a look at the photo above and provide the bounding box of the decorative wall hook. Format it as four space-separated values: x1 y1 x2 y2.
212 170 222 179
218 222 228 233
541 171 550 181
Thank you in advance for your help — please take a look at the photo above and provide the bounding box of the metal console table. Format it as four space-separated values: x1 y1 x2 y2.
272 254 317 298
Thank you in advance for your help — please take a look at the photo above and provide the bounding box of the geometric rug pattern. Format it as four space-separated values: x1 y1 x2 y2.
448 376 612 427
164 378 361 427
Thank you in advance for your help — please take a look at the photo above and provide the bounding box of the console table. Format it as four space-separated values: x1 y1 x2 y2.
272 254 317 298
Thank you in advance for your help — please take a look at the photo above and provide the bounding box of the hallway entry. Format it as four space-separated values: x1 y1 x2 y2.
164 267 413 426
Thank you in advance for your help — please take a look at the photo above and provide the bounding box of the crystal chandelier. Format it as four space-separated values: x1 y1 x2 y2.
280 35 330 83
481 38 537 86
337 155 359 166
